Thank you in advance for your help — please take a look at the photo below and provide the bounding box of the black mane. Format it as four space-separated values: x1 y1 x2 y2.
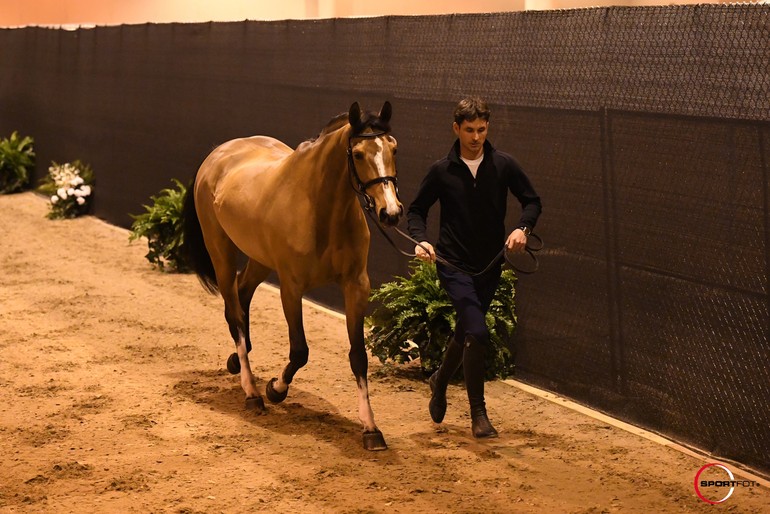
314 112 349 140
306 107 390 144
349 109 391 136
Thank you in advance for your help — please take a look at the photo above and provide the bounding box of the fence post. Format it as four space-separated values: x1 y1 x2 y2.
760 124 770 323
600 107 626 395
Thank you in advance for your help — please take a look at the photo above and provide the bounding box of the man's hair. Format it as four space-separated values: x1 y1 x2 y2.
453 96 491 125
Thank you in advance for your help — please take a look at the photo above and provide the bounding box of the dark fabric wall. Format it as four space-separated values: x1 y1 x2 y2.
1 6 768 475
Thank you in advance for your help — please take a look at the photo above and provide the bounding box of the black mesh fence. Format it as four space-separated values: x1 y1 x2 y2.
0 5 768 475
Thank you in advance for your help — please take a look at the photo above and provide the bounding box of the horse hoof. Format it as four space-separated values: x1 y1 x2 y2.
226 353 240 374
265 378 288 403
362 430 388 451
245 396 265 414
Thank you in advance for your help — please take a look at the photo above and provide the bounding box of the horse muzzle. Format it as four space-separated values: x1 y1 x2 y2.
378 204 403 227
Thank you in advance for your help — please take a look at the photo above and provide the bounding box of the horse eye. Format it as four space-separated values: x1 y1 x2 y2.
353 151 364 160
392 148 398 155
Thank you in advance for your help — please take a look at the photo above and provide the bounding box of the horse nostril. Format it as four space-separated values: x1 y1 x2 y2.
379 208 388 222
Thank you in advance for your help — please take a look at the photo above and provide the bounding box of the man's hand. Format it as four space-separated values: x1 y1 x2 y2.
505 228 528 254
414 241 436 263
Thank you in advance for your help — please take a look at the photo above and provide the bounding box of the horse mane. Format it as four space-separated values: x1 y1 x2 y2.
350 109 391 136
312 113 349 141
304 108 391 145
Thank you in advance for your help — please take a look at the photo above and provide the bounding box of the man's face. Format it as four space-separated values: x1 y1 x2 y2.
453 117 488 159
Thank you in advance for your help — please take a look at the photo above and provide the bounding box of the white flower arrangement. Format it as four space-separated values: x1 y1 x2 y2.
38 160 94 219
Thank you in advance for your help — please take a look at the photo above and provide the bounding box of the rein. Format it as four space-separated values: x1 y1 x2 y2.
346 130 542 276
366 210 542 276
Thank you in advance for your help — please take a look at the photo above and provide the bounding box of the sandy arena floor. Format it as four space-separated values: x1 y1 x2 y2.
0 192 767 513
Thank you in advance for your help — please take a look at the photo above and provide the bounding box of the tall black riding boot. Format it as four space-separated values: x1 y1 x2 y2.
428 336 464 423
463 335 498 438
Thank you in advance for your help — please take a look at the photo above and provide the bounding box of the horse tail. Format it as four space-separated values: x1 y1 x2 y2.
182 174 219 295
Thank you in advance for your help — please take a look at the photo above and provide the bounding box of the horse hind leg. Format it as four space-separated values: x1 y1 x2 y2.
265 283 309 403
206 235 265 413
226 259 272 374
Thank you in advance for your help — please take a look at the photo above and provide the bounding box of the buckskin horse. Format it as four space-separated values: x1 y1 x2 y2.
181 102 402 450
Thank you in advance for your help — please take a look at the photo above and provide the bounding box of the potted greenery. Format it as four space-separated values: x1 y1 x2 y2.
37 160 94 219
0 132 35 194
365 260 517 380
129 179 189 272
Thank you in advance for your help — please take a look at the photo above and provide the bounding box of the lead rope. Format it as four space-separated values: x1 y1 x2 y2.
362 206 541 276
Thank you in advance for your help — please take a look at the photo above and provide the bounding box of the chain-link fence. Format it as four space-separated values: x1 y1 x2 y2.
1 4 768 475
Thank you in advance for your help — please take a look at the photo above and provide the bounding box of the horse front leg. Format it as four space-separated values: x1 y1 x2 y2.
265 283 309 403
344 276 387 451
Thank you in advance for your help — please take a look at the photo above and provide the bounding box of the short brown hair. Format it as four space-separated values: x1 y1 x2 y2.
453 96 491 125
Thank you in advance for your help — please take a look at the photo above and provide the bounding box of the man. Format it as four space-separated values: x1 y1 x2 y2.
407 96 542 438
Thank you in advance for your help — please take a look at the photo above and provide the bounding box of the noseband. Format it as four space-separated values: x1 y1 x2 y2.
347 131 399 212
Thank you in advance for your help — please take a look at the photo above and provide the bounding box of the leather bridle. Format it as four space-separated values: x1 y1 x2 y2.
347 130 399 212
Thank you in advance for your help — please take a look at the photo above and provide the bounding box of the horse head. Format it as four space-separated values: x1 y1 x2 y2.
347 101 403 227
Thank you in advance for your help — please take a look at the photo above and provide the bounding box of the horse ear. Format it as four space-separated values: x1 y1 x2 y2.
349 102 362 127
379 101 392 123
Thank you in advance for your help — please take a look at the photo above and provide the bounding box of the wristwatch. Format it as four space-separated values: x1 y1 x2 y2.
518 226 531 237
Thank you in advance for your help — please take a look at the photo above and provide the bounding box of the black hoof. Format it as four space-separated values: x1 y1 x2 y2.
265 378 288 403
226 353 240 374
245 395 265 414
362 429 387 451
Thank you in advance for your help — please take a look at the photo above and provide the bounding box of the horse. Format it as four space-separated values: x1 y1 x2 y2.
181 101 402 450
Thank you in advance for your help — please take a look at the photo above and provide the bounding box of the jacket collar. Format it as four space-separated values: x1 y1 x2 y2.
448 139 495 165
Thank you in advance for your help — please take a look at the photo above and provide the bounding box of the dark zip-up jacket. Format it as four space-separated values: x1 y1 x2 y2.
407 139 542 273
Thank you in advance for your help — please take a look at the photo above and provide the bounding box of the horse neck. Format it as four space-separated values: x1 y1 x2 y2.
298 125 359 208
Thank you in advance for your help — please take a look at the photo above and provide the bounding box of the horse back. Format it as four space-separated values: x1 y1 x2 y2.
201 136 292 181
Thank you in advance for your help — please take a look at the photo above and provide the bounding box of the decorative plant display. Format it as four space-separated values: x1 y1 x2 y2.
0 131 35 194
38 161 94 219
129 179 189 272
365 260 517 379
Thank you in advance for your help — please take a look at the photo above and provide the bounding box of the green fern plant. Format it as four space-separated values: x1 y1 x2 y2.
129 179 189 272
0 132 35 194
365 260 517 379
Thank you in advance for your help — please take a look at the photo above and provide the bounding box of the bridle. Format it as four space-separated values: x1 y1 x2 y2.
347 130 399 212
